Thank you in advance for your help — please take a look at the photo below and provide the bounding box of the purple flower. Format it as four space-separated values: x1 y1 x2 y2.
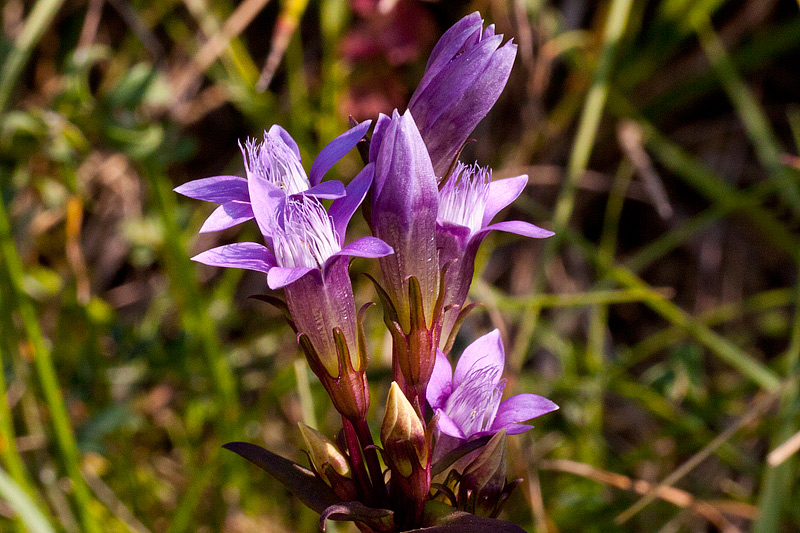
427 329 557 443
408 12 516 177
174 121 371 235
437 163 554 346
186 161 392 418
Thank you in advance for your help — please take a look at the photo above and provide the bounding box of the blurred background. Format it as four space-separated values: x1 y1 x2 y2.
1 0 800 531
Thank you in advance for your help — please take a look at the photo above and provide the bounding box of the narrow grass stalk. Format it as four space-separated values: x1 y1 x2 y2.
753 269 800 532
548 0 635 244
0 338 48 517
142 162 238 417
0 196 101 533
0 468 56 533
474 282 672 310
516 0 634 370
0 0 65 113
694 15 800 213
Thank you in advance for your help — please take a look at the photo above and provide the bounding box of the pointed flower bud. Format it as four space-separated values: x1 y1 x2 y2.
298 423 351 482
408 12 517 177
458 430 515 518
370 110 440 329
381 382 427 477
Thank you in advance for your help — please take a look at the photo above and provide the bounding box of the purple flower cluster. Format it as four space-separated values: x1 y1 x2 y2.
177 11 557 532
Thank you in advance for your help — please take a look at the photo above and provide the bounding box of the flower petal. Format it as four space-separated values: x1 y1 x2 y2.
426 350 453 410
267 266 315 289
192 242 275 273
308 120 372 185
491 393 558 432
303 180 346 200
174 175 249 203
333 236 393 260
199 201 254 233
434 409 466 439
477 220 554 240
248 178 287 237
268 124 301 161
453 329 505 385
329 163 374 243
368 113 391 163
481 175 528 227
418 12 483 90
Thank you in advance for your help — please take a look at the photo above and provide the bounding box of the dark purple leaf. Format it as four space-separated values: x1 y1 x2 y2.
408 512 526 532
320 501 394 531
223 442 340 514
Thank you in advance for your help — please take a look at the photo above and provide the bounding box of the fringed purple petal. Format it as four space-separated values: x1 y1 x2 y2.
267 266 315 290
435 409 466 439
491 393 558 432
192 242 275 273
199 201 254 233
453 329 505 385
248 178 287 237
332 236 393 260
479 220 554 239
329 163 374 244
308 120 372 185
482 175 528 227
174 175 249 203
268 124 301 161
302 180 346 200
427 350 454 410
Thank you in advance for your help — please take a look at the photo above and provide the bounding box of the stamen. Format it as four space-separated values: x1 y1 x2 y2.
241 132 310 195
438 162 491 235
444 361 505 436
273 197 341 269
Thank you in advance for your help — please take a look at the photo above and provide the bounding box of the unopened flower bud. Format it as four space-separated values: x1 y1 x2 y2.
298 423 350 483
381 382 427 477
458 430 515 517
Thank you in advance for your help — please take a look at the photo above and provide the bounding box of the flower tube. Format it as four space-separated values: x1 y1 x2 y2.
436 163 554 348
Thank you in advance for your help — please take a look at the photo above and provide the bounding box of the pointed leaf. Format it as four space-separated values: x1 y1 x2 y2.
223 442 340 514
320 502 394 531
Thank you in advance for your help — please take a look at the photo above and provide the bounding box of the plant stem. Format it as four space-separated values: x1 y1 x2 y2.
342 416 374 506
353 418 389 506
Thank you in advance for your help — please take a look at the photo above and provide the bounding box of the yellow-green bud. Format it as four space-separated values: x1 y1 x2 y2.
298 423 350 483
381 382 427 477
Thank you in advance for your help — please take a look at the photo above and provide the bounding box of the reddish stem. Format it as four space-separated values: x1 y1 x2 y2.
353 417 390 506
342 416 374 506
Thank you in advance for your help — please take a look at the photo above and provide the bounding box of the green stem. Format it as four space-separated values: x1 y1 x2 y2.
0 190 101 533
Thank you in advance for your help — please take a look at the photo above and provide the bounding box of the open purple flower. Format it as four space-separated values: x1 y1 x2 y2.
408 12 516 177
174 120 371 235
427 329 557 443
437 163 554 346
189 163 392 418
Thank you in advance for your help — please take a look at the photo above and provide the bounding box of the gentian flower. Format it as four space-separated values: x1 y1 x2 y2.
436 163 554 347
186 162 393 419
369 109 442 406
427 330 557 446
174 121 371 235
408 12 516 177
